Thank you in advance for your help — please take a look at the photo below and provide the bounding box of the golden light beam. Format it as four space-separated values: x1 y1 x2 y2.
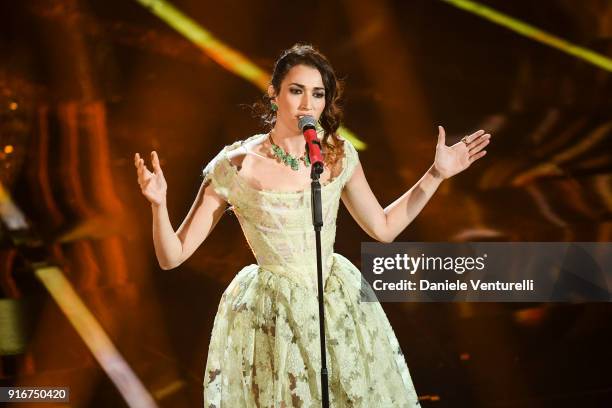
440 0 612 72
35 266 158 408
0 182 28 231
133 0 366 149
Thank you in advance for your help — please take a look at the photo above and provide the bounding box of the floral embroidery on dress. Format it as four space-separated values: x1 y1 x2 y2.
202 135 420 407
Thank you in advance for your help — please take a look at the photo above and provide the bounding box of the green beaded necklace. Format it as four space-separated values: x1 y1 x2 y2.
268 133 311 171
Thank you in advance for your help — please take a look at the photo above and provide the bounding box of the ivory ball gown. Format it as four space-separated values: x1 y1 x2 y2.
201 134 420 407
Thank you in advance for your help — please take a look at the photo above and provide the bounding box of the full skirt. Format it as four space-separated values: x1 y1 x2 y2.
203 253 421 408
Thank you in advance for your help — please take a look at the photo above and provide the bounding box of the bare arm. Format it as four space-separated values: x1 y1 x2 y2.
341 162 443 243
152 181 226 270
341 126 490 242
135 151 227 270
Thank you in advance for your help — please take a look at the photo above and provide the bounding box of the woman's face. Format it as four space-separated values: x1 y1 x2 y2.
271 64 326 133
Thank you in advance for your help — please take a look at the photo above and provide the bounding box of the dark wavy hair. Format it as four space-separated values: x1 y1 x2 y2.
254 43 345 166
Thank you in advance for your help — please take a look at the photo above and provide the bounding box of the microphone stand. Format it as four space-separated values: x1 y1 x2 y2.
308 152 329 408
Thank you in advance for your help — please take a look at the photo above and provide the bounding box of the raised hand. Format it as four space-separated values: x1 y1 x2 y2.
433 126 490 180
134 151 167 207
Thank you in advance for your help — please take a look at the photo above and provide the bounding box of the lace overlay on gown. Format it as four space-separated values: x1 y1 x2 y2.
201 134 420 407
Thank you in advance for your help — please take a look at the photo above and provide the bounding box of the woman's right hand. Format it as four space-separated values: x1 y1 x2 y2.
134 151 167 207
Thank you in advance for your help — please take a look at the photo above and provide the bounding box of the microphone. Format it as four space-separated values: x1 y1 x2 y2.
298 116 324 172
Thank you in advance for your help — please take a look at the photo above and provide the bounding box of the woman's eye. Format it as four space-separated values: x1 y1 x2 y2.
290 88 302 94
314 93 325 98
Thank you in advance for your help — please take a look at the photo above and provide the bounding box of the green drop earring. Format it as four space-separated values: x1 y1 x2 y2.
270 102 278 112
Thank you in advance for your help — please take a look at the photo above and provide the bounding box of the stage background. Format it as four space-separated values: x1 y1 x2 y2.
1 0 611 406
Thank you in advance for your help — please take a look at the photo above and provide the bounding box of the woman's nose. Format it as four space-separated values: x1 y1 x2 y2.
300 93 313 110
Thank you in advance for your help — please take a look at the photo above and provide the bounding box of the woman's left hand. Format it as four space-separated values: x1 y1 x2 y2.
433 126 491 180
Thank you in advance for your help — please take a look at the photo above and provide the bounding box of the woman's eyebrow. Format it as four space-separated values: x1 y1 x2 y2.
289 82 325 91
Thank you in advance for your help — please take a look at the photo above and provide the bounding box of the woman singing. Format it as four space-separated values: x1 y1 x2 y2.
134 43 490 407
